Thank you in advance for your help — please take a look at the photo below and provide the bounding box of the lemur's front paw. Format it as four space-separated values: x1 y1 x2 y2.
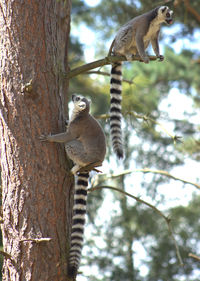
142 56 149 64
65 119 69 128
125 54 133 61
157 55 164 62
39 134 50 141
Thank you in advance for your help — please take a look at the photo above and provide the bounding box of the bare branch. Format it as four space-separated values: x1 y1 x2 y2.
189 253 200 262
167 220 184 267
20 238 52 243
85 70 135 85
66 55 157 79
0 250 15 265
94 113 110 120
78 163 103 173
0 250 13 259
95 111 181 143
126 111 182 142
184 0 200 23
175 0 200 23
89 185 165 217
88 185 183 266
103 168 200 190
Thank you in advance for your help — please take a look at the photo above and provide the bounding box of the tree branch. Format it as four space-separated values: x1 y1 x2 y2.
188 253 200 262
0 250 15 265
78 163 103 173
88 185 183 266
95 111 181 143
184 0 200 23
0 250 12 259
126 111 182 143
66 55 157 79
103 168 200 190
19 238 52 243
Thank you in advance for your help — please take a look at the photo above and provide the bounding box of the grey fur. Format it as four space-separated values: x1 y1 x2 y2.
110 6 173 62
40 94 106 278
109 6 173 158
40 94 106 174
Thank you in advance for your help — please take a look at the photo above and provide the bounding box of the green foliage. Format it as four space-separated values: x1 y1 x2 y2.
81 0 200 41
70 1 200 280
71 0 92 25
147 195 200 281
84 191 200 281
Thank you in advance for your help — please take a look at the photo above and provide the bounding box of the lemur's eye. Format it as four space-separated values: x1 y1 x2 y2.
76 97 80 101
166 12 170 18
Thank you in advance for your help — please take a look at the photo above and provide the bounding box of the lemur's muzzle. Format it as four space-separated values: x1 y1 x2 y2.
166 18 173 24
165 10 173 25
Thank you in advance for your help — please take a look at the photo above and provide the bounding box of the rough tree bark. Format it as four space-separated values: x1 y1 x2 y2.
0 1 73 280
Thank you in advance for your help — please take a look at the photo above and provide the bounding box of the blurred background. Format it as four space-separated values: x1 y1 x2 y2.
69 1 200 280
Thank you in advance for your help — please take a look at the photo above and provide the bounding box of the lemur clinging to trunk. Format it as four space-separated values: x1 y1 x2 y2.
40 94 106 279
109 6 173 159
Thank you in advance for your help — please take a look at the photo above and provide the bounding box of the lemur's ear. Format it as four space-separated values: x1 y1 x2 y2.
161 6 167 13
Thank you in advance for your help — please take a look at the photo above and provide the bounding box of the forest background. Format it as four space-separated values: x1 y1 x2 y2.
0 0 200 280
69 0 200 280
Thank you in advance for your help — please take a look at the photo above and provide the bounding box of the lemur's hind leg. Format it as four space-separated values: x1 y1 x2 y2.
66 140 101 174
65 140 86 174
78 161 103 173
71 164 82 175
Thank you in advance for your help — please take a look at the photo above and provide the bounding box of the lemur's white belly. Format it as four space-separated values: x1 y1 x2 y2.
144 22 160 42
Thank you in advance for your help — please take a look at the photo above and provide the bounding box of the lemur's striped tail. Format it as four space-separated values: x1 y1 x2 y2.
110 62 123 159
68 172 89 279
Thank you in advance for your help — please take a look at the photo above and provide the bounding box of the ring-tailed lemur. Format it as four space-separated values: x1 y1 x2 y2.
69 170 89 278
40 94 106 279
109 6 173 158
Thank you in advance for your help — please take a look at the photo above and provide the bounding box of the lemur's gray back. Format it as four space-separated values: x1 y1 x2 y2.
66 95 106 278
109 6 173 158
40 94 106 279
67 96 106 166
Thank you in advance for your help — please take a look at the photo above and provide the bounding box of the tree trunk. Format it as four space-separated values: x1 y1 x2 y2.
0 1 72 280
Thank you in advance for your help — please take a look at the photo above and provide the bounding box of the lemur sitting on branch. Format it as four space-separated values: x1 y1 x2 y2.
40 94 106 279
109 6 173 159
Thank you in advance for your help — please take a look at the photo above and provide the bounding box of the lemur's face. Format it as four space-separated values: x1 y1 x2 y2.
72 94 90 112
158 6 173 25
